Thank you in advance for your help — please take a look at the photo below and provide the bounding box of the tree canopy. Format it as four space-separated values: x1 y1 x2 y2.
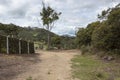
76 3 120 54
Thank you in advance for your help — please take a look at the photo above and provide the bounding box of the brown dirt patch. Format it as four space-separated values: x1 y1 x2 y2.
0 50 79 80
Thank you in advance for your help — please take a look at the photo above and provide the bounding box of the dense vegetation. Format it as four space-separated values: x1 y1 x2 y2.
76 3 120 55
0 35 34 54
0 24 57 41
0 23 75 50
1 3 119 53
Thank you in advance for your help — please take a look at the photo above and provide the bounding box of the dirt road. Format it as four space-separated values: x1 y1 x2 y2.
12 50 79 80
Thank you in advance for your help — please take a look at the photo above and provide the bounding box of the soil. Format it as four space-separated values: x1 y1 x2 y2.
0 50 79 80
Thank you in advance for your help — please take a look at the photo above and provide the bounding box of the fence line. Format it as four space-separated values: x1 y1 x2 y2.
0 35 34 54
7 36 9 54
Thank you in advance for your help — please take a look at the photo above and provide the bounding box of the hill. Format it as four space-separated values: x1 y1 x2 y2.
0 23 57 42
0 22 76 49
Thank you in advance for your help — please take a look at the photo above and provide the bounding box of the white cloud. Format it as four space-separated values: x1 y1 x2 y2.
0 0 120 35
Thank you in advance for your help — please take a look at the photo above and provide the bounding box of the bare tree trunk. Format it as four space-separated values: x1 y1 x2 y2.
47 24 51 50
47 32 50 49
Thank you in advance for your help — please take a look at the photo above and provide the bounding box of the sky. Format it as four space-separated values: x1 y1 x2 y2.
0 0 120 36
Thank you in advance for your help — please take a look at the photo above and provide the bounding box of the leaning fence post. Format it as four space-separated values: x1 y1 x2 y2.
6 35 9 54
19 39 21 54
28 41 30 54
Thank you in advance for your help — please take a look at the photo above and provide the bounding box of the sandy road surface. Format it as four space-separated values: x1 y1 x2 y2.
12 50 79 80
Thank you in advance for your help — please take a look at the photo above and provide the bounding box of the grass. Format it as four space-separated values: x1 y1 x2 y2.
26 76 37 80
48 71 51 75
71 55 120 80
26 77 33 80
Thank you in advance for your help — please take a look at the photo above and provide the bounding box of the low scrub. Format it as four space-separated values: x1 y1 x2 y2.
71 55 120 80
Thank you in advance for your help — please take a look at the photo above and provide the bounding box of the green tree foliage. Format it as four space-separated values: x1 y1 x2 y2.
76 28 88 47
61 35 76 49
76 3 120 54
92 4 120 52
18 28 34 41
0 35 6 53
76 21 100 48
51 35 61 49
92 22 110 50
98 9 110 20
0 23 57 43
40 2 61 49
0 23 20 37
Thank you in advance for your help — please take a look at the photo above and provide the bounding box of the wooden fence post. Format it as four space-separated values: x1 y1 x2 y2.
28 41 30 54
6 36 9 54
19 39 21 54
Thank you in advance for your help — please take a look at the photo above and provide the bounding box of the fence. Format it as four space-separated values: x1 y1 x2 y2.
0 35 34 54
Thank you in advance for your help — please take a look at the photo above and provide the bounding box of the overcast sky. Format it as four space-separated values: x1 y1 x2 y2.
0 0 119 36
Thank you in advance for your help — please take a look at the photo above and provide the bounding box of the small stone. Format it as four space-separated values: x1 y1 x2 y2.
103 56 108 60
107 56 114 61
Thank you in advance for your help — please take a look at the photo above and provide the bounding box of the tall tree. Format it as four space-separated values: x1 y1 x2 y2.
40 2 61 49
92 3 120 52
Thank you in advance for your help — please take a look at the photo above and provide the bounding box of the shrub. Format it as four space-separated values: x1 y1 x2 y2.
0 35 6 53
0 35 34 54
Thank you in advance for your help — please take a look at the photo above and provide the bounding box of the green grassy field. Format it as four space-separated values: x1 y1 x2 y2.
71 55 120 80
